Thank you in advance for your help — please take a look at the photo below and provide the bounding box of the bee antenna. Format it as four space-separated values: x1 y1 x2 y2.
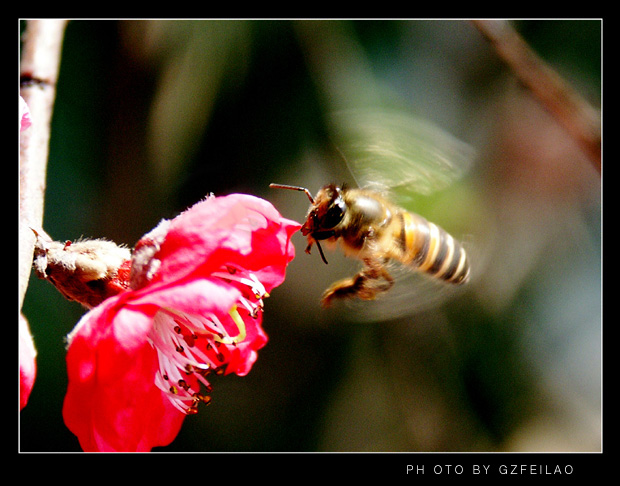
269 183 315 203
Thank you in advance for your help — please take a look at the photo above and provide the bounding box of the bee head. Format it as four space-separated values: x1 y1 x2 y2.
302 184 347 238
268 182 344 265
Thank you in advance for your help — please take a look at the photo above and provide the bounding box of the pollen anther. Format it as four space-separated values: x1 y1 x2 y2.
148 265 272 415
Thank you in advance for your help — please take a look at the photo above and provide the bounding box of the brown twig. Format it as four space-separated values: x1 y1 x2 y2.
19 19 68 311
471 19 601 175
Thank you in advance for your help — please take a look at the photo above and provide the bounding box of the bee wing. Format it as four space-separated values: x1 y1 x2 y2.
330 108 475 203
344 258 473 323
349 274 447 322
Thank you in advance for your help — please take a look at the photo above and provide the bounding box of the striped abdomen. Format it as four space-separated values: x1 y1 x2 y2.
395 210 469 284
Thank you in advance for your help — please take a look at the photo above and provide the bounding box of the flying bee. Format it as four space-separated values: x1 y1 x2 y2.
270 108 475 309
270 183 470 307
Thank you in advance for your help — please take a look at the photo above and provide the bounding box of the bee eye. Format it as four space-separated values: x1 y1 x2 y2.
322 198 346 229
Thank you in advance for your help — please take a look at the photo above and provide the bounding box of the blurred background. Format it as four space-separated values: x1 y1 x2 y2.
19 19 601 452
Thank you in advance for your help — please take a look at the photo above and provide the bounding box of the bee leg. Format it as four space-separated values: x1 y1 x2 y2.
305 240 329 264
320 259 393 307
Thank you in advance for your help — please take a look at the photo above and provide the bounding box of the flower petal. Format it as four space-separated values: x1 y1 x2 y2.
130 277 240 318
19 96 31 131
19 314 37 410
63 298 184 451
153 194 300 285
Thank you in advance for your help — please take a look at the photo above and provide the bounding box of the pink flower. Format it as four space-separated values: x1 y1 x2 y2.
62 194 300 451
19 97 34 410
19 314 37 410
19 96 31 131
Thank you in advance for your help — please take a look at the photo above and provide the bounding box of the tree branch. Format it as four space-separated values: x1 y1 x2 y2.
19 20 68 311
471 20 601 175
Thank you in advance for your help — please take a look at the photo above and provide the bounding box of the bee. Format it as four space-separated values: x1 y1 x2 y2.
270 108 475 308
270 183 470 307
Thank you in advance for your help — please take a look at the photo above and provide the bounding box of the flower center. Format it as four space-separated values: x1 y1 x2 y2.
148 266 268 415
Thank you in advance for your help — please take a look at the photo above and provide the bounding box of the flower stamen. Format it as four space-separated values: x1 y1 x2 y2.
150 306 253 414
147 265 273 414
228 306 247 343
212 267 269 300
